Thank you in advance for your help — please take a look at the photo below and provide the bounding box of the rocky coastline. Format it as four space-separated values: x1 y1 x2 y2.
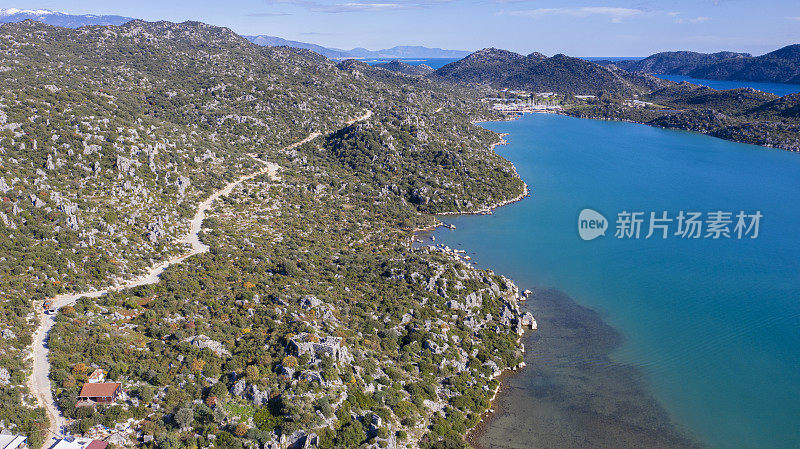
409 127 539 447
437 136 531 217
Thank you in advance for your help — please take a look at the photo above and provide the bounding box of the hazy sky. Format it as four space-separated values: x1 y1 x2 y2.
4 0 800 56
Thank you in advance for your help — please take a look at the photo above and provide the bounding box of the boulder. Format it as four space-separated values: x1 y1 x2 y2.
521 312 537 330
230 379 246 397
248 384 270 406
184 334 231 357
300 295 322 309
176 175 190 196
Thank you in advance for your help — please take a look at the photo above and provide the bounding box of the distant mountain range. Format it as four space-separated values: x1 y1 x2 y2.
0 8 470 60
245 35 471 59
5 7 796 84
245 35 352 59
347 46 471 59
603 46 800 85
429 48 668 96
0 8 132 27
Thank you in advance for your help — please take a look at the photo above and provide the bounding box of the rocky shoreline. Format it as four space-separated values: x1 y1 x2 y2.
407 131 528 242
438 136 531 217
465 369 513 449
417 238 537 448
562 109 800 153
408 127 539 448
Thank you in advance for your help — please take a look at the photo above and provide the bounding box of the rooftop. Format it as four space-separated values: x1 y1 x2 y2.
85 441 108 449
50 438 99 449
79 382 120 398
0 435 27 449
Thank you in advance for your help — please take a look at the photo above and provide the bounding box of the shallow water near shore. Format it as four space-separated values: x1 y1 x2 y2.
469 289 704 449
430 114 800 448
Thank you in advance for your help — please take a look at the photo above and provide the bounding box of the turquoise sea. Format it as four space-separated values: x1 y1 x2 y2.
428 114 800 448
363 57 459 69
654 74 800 96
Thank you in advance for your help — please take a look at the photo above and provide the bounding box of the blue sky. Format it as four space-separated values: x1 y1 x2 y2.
4 0 800 56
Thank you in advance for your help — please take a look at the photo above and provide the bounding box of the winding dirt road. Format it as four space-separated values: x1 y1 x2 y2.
29 156 279 446
28 110 372 447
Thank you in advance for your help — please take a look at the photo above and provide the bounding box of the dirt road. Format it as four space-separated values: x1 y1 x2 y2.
27 109 372 447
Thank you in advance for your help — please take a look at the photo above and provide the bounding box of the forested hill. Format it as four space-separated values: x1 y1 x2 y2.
430 47 668 95
605 51 750 75
374 60 435 76
565 83 800 151
690 45 800 84
0 19 527 449
604 45 800 85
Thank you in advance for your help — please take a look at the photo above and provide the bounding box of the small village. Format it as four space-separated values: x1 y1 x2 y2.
486 89 578 113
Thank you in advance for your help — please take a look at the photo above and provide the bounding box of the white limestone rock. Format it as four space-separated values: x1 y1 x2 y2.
184 334 231 357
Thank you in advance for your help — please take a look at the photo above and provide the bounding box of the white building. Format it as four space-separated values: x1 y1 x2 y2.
50 437 107 449
0 434 27 449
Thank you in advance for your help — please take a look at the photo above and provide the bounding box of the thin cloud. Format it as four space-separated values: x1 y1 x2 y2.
263 0 449 13
507 6 644 23
672 13 709 24
246 12 292 16
320 2 406 12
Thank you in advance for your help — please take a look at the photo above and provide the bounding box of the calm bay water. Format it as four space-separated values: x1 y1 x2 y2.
430 114 800 448
363 57 459 69
654 74 800 96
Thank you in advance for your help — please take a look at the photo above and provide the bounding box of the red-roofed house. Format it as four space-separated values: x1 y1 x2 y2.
79 382 121 404
51 437 106 449
85 441 108 449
